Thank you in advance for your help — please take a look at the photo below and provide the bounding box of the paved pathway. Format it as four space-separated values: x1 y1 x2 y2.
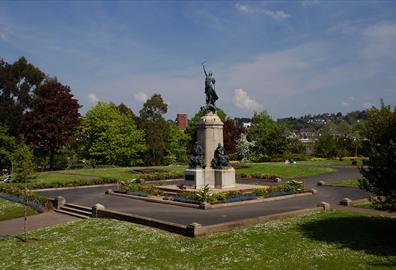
36 167 370 226
0 211 78 237
2 166 391 237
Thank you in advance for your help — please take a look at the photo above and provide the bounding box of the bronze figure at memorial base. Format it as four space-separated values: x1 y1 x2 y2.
189 142 206 169
211 143 230 169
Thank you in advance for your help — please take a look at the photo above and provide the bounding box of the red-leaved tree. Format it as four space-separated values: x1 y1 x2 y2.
223 119 245 155
23 81 81 170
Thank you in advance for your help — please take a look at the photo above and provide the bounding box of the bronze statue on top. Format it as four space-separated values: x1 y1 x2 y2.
201 62 218 113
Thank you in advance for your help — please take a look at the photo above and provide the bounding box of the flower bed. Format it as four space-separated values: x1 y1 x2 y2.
128 191 149 197
119 179 163 196
237 173 279 180
118 179 304 206
0 186 51 211
0 193 45 213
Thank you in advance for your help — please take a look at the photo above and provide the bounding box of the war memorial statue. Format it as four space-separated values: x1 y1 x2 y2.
184 63 236 189
201 62 218 113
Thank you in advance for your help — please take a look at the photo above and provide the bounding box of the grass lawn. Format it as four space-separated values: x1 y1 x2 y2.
353 202 391 212
237 162 336 179
0 211 394 269
49 165 186 181
330 179 360 188
354 202 374 209
299 158 365 167
0 166 186 189
0 198 37 221
0 162 338 189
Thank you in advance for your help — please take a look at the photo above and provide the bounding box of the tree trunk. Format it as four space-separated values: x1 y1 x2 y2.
49 149 55 171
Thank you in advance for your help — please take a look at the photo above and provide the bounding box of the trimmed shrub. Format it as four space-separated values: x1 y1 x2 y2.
0 186 50 209
119 180 163 196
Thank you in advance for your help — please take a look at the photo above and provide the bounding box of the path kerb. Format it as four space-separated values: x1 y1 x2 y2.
94 206 325 237
107 190 315 210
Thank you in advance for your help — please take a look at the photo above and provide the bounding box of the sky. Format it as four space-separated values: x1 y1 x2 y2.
1 0 396 120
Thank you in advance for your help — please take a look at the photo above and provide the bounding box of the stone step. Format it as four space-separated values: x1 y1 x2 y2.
60 206 92 217
55 209 90 219
64 203 91 212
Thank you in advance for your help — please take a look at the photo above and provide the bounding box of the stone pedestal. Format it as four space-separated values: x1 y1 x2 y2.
204 168 215 188
186 167 235 189
184 112 236 189
214 167 236 189
185 168 204 189
197 112 224 167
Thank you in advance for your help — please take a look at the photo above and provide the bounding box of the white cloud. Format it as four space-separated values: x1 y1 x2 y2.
235 3 290 20
263 9 290 20
233 88 263 112
301 0 320 7
235 3 252 13
329 20 364 35
88 93 99 103
341 96 355 107
0 24 8 41
225 43 323 97
85 34 396 118
330 20 396 60
86 72 203 118
188 9 235 35
133 91 148 103
362 21 396 59
362 102 375 109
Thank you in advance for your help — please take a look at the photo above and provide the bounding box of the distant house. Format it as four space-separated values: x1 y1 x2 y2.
176 113 188 131
299 138 315 156
242 122 252 129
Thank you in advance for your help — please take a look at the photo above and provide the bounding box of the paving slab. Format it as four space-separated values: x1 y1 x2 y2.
0 211 78 237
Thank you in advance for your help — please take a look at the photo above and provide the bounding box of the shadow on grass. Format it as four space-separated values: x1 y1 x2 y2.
299 214 396 259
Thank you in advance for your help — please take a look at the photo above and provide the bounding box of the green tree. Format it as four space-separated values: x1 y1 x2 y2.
352 120 367 157
359 101 396 211
23 82 81 170
0 57 45 137
248 112 289 161
0 126 17 174
117 102 136 119
189 109 226 124
287 138 306 155
139 94 171 165
81 102 145 166
236 133 255 162
12 144 35 183
314 133 338 158
165 124 190 164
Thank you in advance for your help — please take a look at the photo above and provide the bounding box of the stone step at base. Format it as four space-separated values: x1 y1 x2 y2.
60 206 92 216
55 209 90 219
64 203 91 212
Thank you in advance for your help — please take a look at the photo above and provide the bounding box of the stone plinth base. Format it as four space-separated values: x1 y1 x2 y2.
204 168 215 188
214 167 236 189
197 112 224 167
184 167 236 189
184 168 204 189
